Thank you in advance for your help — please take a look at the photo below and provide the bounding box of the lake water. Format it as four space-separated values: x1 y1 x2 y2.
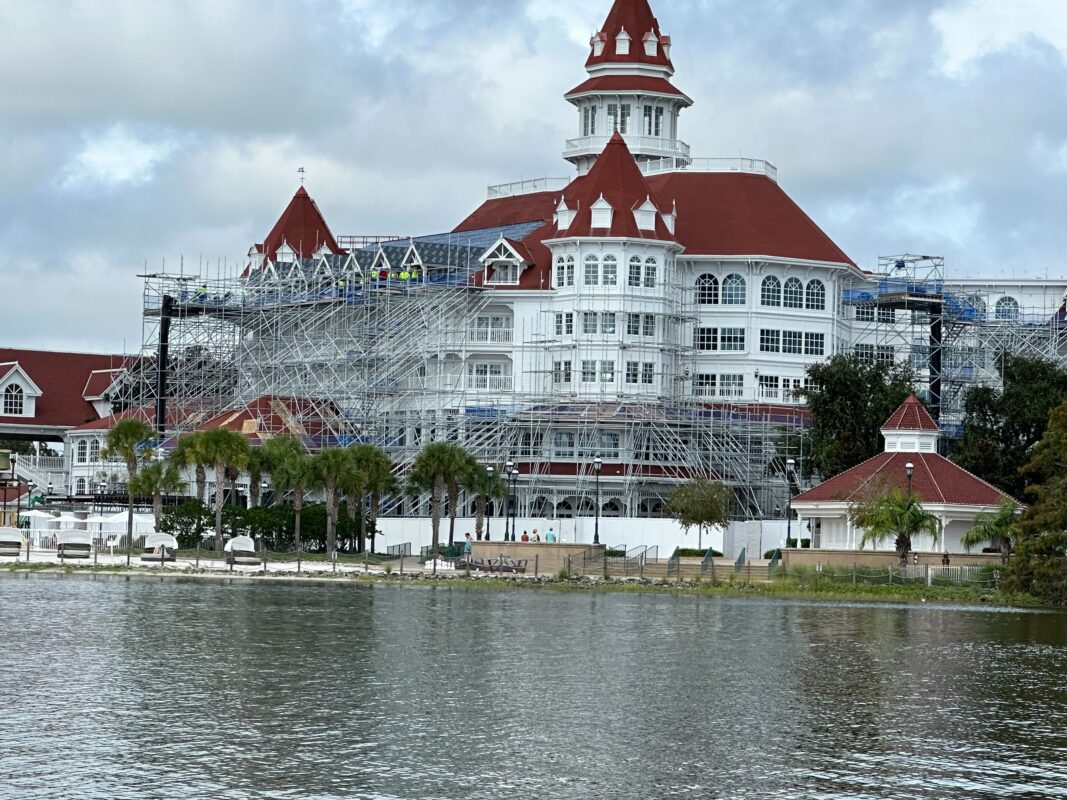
2 575 1067 799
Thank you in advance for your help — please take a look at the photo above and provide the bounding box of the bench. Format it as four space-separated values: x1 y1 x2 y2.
226 550 262 567
0 540 21 558
140 549 177 564
58 543 92 560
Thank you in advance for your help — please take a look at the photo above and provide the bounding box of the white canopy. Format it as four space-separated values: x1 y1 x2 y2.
53 514 85 524
56 531 93 546
224 535 256 553
18 510 53 519
84 515 113 524
144 532 179 550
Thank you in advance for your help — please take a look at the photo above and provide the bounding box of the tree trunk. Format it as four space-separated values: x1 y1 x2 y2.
475 495 485 541
196 465 206 504
447 483 459 546
356 494 366 554
431 476 444 556
126 494 135 567
326 479 338 557
895 533 910 566
153 493 163 531
369 492 380 554
214 461 225 551
294 491 303 553
250 480 261 508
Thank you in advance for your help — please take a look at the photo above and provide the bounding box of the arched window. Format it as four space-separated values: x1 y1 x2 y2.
554 256 565 288
628 256 642 287
76 440 88 464
75 478 86 495
696 274 719 305
784 277 804 308
644 257 658 288
761 276 782 307
584 254 600 286
722 274 746 305
805 280 826 311
602 255 618 286
2 384 23 415
995 296 1019 322
565 255 575 287
89 439 100 462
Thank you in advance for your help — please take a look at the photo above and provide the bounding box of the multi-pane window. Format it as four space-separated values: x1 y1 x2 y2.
783 277 804 308
784 378 804 401
608 103 631 133
582 105 597 137
878 307 895 324
782 331 803 354
89 439 100 462
553 431 576 458
643 105 654 135
627 314 641 336
607 103 618 132
643 258 657 288
642 314 655 337
876 345 895 364
722 274 746 305
555 313 574 336
2 384 23 415
602 312 616 334
600 361 615 383
721 328 746 351
602 255 617 285
583 312 599 335
628 256 642 287
694 374 716 397
625 361 640 384
565 257 575 286
694 327 718 351
995 296 1020 321
720 374 744 397
855 344 875 363
552 361 573 384
805 280 826 311
761 276 782 307
856 306 875 322
804 332 825 356
468 362 510 390
759 329 781 353
581 360 598 383
654 107 664 136
584 255 600 286
759 375 780 399
76 439 88 463
641 363 654 385
696 274 719 305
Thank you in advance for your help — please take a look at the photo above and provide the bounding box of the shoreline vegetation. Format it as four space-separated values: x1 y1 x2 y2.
2 561 1044 608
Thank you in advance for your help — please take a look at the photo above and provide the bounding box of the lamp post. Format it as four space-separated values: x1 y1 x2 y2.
593 457 602 545
504 460 514 541
485 465 494 541
785 458 796 549
510 466 519 542
905 461 914 495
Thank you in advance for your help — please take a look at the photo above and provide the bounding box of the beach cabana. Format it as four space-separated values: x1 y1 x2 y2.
141 532 179 564
224 535 260 566
56 530 93 560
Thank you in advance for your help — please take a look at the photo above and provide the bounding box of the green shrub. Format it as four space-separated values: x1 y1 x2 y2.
672 547 724 558
556 567 571 580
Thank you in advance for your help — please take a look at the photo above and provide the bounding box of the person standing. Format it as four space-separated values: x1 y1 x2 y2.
545 528 557 543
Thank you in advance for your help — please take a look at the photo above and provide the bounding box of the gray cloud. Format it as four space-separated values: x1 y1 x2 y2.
1 0 1066 352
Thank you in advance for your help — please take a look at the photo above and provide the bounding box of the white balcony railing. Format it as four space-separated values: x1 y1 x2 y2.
641 156 778 182
467 328 514 345
486 177 570 200
467 375 514 392
564 135 691 158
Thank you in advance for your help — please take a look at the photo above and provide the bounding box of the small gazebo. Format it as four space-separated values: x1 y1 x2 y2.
791 395 1019 554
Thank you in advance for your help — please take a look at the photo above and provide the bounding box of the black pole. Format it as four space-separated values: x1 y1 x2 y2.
155 294 175 437
594 469 600 545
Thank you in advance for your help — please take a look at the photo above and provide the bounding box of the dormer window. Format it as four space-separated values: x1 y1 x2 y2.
275 243 295 264
661 35 671 60
634 198 658 232
590 196 614 229
615 28 630 56
591 32 605 57
664 201 677 234
643 31 658 57
557 198 575 230
3 384 23 415
480 239 527 286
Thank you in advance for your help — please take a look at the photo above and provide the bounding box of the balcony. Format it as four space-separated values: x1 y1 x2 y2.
467 375 514 392
640 156 778 182
564 134 691 160
467 328 514 345
486 177 570 200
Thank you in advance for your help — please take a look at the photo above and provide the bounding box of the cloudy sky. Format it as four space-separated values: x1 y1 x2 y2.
2 0 1066 354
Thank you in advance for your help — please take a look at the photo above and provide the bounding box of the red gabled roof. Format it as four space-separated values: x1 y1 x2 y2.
645 171 855 264
258 187 343 263
560 133 676 241
82 369 124 400
587 0 673 70
0 350 135 430
793 452 1017 507
195 396 338 441
565 75 689 102
72 403 199 432
882 394 939 432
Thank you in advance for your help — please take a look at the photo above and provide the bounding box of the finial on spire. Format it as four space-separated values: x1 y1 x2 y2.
298 166 306 186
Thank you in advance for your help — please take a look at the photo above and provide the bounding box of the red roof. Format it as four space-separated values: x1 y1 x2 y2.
882 394 939 432
258 187 343 263
560 133 675 241
72 403 199 432
793 452 1017 507
565 75 689 102
82 369 124 400
644 171 855 263
454 189 558 233
0 349 134 431
195 396 338 441
587 0 673 70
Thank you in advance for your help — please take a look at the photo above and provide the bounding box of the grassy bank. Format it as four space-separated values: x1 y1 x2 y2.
1 561 1042 607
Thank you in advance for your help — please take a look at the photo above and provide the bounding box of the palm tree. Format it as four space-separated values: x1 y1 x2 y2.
129 460 185 530
247 447 270 508
364 449 395 554
408 442 469 556
262 436 312 553
342 447 372 553
463 461 507 541
312 447 350 557
198 428 251 551
170 431 211 503
851 487 940 565
345 444 395 553
103 418 154 566
962 500 1021 564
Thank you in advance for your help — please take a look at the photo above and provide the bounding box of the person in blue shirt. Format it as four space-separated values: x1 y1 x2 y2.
545 528 557 543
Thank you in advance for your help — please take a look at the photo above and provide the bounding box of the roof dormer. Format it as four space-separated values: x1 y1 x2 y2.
664 199 677 234
615 27 631 56
590 31 606 58
590 195 614 230
881 395 940 454
642 30 658 57
634 197 658 232
556 197 575 230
